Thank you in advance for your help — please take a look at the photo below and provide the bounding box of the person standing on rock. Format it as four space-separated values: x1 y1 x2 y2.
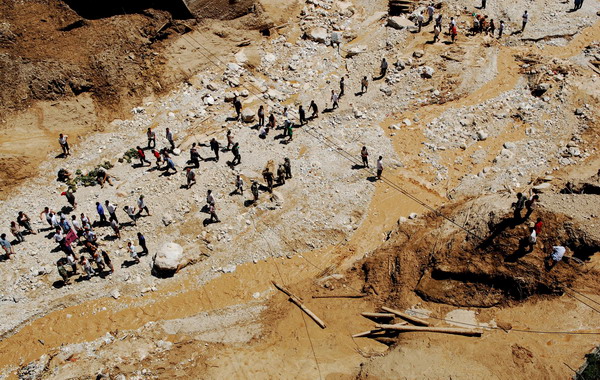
0 233 15 259
127 241 140 264
58 133 70 156
299 105 307 125
231 142 241 166
233 96 243 121
136 146 151 166
96 202 107 225
251 181 259 203
262 167 274 193
376 156 383 180
147 128 156 149
489 19 496 36
258 105 265 127
105 200 119 224
331 90 339 110
361 76 369 94
309 100 319 119
284 158 292 179
166 128 175 151
10 222 24 243
186 167 196 189
137 232 149 255
210 138 220 161
361 146 369 168
339 77 345 97
513 193 527 220
235 174 244 195
416 12 424 33
137 194 150 216
17 211 36 235
268 113 276 133
521 10 528 32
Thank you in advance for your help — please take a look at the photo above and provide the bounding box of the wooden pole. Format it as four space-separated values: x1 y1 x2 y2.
272 281 326 329
312 294 366 299
352 329 385 338
361 312 395 319
375 324 483 337
381 306 431 326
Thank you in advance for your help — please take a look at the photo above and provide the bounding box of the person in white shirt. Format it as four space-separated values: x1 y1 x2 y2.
521 10 528 32
128 241 140 264
105 200 119 224
58 133 70 156
123 206 137 225
137 195 150 216
235 175 244 195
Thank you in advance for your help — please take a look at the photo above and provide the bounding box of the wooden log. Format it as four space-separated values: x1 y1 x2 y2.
272 281 326 329
352 329 385 338
361 312 395 319
312 294 366 299
381 306 431 326
376 324 483 337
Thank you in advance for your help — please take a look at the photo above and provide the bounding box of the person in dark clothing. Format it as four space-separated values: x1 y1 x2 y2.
137 146 151 166
251 181 259 203
137 232 149 255
233 96 242 120
339 77 345 97
262 167 274 193
258 105 265 126
231 142 241 165
309 101 319 119
299 105 307 125
283 158 292 179
190 143 201 168
210 138 220 161
513 192 527 220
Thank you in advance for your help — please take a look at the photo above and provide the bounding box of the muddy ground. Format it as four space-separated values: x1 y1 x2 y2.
0 0 600 379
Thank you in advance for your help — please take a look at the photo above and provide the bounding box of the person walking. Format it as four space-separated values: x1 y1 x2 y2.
231 142 241 165
127 241 140 264
92 249 105 272
251 181 259 203
262 167 274 193
137 232 149 255
376 156 383 180
210 138 220 161
17 211 36 235
268 113 276 132
147 127 156 149
489 19 496 36
286 123 294 142
258 105 265 127
110 219 121 239
233 96 243 121
481 0 487 9
361 76 369 94
521 10 528 32
416 12 424 32
525 194 539 219
209 204 220 223
96 202 107 225
284 158 292 179
58 133 70 156
71 215 83 239
136 146 151 166
166 128 175 151
331 90 339 110
105 200 119 224
0 233 14 258
80 256 96 279
164 152 177 173
427 4 435 22
299 105 307 125
235 175 244 195
152 149 162 168
57 258 71 285
448 17 456 34
435 14 442 29
101 250 114 274
277 164 286 186
137 195 150 216
123 206 137 225
63 189 77 210
433 24 441 42
190 143 202 168
206 190 216 209
309 100 319 119
10 222 24 243
186 167 196 189
450 24 458 43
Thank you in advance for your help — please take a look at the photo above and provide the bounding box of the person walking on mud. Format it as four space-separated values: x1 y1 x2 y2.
513 192 527 220
58 133 70 157
210 138 220 161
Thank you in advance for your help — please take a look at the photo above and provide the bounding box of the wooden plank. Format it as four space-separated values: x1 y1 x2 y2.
361 312 395 319
381 306 431 326
376 324 483 337
312 294 366 299
273 281 326 329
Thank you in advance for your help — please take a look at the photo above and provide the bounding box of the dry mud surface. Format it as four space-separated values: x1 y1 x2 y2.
0 0 599 379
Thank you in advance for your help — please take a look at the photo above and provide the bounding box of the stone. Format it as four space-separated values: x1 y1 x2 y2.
306 27 328 43
153 242 184 276
206 82 218 91
413 50 425 58
403 118 412 126
224 92 236 102
387 16 413 30
408 213 418 219
162 213 173 226
568 147 581 157
111 289 120 299
503 142 516 150
389 124 400 130
532 182 551 192
574 108 584 116
203 96 215 106
346 45 367 57
241 109 255 123
380 86 392 96
476 131 488 141
221 264 237 273
420 66 435 78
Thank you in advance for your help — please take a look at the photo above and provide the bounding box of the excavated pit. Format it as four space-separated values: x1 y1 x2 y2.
62 0 192 20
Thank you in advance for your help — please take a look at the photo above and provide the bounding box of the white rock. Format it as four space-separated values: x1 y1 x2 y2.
403 118 412 126
420 66 435 78
346 45 367 57
153 243 184 273
110 290 120 299
307 27 328 43
476 131 488 141
387 16 413 29
408 213 418 219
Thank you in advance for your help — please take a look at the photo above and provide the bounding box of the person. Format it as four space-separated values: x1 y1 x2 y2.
277 165 286 185
234 175 244 195
574 0 584 10
448 17 456 34
189 143 201 168
128 241 140 264
40 207 55 228
63 189 77 210
472 16 480 35
525 194 539 219
376 156 383 180
96 168 113 188
83 227 98 246
513 193 527 220
59 214 72 233
58 133 70 156
427 4 434 23
258 105 265 127
233 96 242 120
416 12 424 33
251 181 259 203
360 76 369 94
147 127 156 149
534 218 543 236
547 245 566 269
166 128 175 151
96 202 107 225
152 149 162 168
137 195 150 216
186 167 196 189
481 0 486 9
299 105 307 125
527 227 537 252
10 222 24 243
111 218 121 239
54 227 65 248
521 10 528 32
489 19 496 36
0 233 14 258
309 101 319 119
231 142 241 166
286 123 294 142
137 232 149 255
17 212 35 235
435 13 442 29
210 138 220 161
282 107 291 133
433 24 441 42
451 24 458 43
123 206 137 225
361 146 369 168
268 113 276 132
209 204 220 223
259 125 267 139
331 90 339 110
284 158 292 179
80 256 95 279
92 249 105 272
339 77 345 97
262 167 274 193
105 200 119 224
380 58 388 78
101 250 114 274
164 152 177 173
80 213 92 230
71 215 83 238
226 130 234 150
206 190 215 209
57 258 70 285
498 20 505 38
136 146 151 166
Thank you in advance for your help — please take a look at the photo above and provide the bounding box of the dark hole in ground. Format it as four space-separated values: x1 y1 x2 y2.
62 0 192 20
389 0 411 16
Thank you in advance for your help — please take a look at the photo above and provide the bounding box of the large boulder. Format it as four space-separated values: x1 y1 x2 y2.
387 16 413 30
153 242 184 277
241 109 256 123
306 27 328 43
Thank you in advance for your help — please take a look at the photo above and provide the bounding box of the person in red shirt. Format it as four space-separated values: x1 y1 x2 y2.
534 218 543 235
136 146 150 166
